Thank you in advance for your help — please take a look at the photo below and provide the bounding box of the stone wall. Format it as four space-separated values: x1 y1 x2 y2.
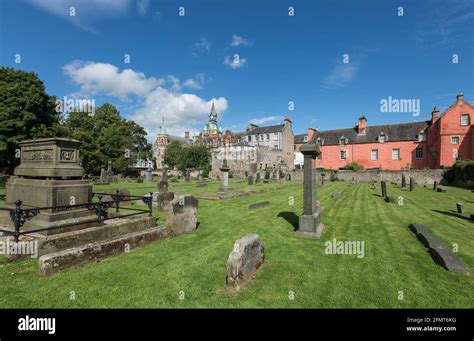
290 169 446 184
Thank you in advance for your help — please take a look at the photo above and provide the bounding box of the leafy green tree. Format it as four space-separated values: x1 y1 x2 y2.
177 145 210 171
163 141 183 169
0 67 63 171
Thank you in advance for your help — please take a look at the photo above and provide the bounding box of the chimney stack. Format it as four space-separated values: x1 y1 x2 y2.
308 128 318 142
456 93 464 103
431 107 440 123
358 115 367 135
284 115 292 126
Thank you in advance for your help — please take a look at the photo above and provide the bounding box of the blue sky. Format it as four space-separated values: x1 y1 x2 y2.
1 0 473 140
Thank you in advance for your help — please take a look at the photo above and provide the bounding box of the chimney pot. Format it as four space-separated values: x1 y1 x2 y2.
456 93 464 103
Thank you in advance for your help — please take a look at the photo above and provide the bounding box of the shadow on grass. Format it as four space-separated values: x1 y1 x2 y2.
372 194 383 198
432 210 472 222
277 211 298 231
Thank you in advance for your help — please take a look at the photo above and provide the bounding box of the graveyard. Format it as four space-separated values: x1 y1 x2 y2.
0 177 473 308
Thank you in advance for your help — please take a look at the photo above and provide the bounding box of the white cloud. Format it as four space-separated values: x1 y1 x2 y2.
322 62 359 90
63 61 163 99
136 0 150 16
63 61 227 141
26 0 130 32
193 37 211 56
249 115 284 126
231 35 253 47
224 55 248 69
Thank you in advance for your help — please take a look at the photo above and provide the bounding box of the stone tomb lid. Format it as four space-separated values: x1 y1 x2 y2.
14 138 84 178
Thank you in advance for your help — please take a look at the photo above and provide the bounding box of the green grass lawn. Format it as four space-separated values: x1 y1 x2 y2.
0 179 473 308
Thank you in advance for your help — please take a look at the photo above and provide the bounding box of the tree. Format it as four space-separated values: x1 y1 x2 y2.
0 67 63 171
63 103 152 175
163 141 183 169
177 145 210 172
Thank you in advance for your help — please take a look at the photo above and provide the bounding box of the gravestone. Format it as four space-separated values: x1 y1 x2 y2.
184 170 191 182
226 234 265 289
196 183 207 188
158 179 169 193
1 138 95 234
145 168 153 181
401 174 406 188
157 192 175 212
161 170 168 181
219 159 230 193
381 181 387 198
321 173 325 185
255 173 261 184
433 181 438 191
470 214 474 222
286 173 291 181
456 203 465 214
247 175 254 185
331 192 341 199
137 176 143 183
409 177 415 192
297 135 324 238
167 195 198 236
249 201 270 210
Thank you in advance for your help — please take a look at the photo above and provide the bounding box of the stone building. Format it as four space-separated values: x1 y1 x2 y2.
153 118 192 170
298 93 473 170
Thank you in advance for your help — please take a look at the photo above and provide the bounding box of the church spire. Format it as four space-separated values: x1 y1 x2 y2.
209 102 218 123
159 117 167 135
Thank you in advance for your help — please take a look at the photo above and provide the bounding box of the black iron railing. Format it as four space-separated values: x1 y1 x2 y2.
0 190 153 242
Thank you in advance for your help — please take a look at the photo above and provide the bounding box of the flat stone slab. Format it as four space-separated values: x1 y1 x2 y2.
226 234 265 289
249 201 270 210
429 246 469 275
331 192 341 199
409 223 469 275
38 227 168 276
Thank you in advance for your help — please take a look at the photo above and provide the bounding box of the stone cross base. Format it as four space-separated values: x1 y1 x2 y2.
296 209 325 238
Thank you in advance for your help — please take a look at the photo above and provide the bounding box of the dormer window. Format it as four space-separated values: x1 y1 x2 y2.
418 131 426 142
303 136 308 142
339 137 347 146
379 133 386 143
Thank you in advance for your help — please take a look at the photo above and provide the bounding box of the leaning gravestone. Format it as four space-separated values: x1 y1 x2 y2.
456 203 465 214
249 201 270 210
157 192 175 212
226 234 265 289
167 195 198 236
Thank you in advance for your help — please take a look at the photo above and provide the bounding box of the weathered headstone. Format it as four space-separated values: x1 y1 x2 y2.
137 176 144 183
145 169 153 181
219 159 230 192
167 195 198 236
255 173 261 184
157 192 175 212
226 234 265 289
433 181 438 191
401 174 406 188
321 173 325 185
249 201 270 210
161 170 168 181
247 175 254 185
381 181 387 198
297 136 324 238
456 203 465 214
158 179 169 193
409 177 415 192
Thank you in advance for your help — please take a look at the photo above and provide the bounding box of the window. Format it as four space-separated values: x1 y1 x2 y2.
379 134 386 143
461 114 470 126
371 149 378 160
415 147 424 159
340 150 347 160
274 133 278 141
266 134 270 140
260 135 264 141
247 135 251 142
451 136 460 144
339 137 346 146
303 136 308 142
418 132 426 142
392 148 400 160
274 145 278 148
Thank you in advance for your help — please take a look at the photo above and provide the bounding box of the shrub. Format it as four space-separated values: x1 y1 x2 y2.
342 162 364 171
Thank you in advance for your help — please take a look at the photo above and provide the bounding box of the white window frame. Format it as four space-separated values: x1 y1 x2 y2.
371 149 378 161
303 136 308 142
415 147 424 160
266 134 270 140
273 133 278 141
339 137 346 146
461 114 470 126
340 150 347 160
392 148 400 160
451 136 460 144
379 134 386 143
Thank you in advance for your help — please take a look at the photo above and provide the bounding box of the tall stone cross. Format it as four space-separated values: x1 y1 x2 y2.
297 132 324 238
